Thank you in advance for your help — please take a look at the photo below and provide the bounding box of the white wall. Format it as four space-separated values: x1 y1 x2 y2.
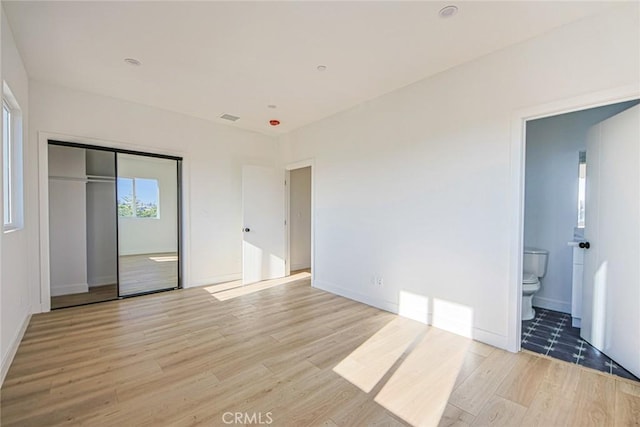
30 80 280 294
1 7 33 384
524 100 639 313
290 167 311 270
48 145 88 296
117 154 178 256
280 4 640 347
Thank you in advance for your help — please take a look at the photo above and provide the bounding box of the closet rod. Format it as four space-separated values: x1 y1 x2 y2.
49 175 87 183
87 178 116 183
87 174 116 181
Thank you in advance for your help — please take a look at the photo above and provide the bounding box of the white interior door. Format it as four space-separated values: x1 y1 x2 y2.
581 104 639 378
242 165 286 285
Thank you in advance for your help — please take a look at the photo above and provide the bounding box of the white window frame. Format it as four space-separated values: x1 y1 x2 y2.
3 82 23 232
577 159 587 229
117 177 160 219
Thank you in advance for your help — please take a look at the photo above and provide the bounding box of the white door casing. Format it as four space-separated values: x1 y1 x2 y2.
581 104 639 378
242 165 286 285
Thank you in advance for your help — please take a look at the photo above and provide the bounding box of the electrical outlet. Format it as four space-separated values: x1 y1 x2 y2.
376 277 384 286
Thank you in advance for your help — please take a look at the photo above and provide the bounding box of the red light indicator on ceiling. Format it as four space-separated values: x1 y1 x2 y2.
269 119 280 126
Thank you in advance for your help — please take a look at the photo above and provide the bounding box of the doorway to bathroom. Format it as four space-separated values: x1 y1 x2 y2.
520 99 639 381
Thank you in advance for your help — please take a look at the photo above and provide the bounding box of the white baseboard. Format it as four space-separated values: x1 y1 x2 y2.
313 280 509 351
313 280 399 314
291 262 311 271
532 296 571 314
572 317 582 328
1 312 31 387
50 282 88 296
473 327 509 350
88 275 116 287
187 272 242 288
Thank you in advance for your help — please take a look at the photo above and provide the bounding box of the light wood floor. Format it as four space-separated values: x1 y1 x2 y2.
50 252 178 309
2 276 639 426
119 252 178 295
51 284 117 309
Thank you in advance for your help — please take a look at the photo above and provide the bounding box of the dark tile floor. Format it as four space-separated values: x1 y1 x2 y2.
521 307 638 382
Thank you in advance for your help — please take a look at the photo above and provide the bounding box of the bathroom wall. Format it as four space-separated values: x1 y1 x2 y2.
524 99 639 313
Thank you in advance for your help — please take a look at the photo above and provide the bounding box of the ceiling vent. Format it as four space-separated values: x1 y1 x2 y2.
220 113 240 122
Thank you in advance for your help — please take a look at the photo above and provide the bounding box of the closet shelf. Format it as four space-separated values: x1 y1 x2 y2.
87 174 116 183
87 174 116 180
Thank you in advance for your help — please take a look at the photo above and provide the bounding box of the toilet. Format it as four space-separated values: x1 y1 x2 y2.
522 247 548 321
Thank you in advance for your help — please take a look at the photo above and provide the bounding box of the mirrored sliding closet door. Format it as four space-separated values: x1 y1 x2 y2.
116 153 180 296
48 141 182 308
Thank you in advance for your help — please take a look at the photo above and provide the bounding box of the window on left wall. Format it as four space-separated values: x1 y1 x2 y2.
3 82 23 232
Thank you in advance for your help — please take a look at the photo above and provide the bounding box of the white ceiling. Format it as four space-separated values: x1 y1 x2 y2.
4 1 618 135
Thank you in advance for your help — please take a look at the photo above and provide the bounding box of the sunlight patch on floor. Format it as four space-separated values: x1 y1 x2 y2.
203 280 244 294
333 317 426 393
204 272 311 301
333 291 472 426
375 327 470 426
148 255 179 262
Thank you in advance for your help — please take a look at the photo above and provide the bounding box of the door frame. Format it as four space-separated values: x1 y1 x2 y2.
507 84 639 352
37 131 188 312
285 159 315 285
